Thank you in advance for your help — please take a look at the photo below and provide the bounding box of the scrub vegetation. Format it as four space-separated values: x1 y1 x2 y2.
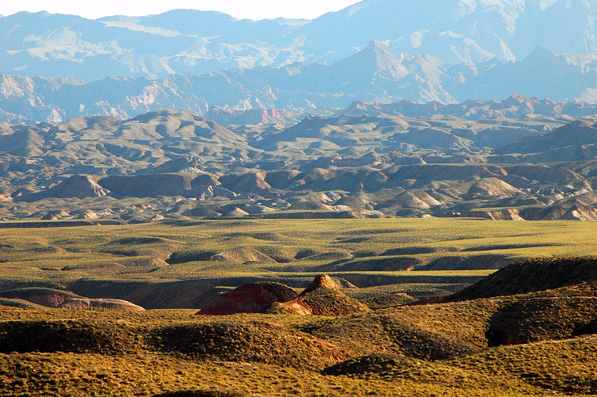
0 219 595 395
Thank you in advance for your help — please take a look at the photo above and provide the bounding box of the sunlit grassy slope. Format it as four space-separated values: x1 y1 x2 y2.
0 286 595 396
0 218 594 286
0 218 596 396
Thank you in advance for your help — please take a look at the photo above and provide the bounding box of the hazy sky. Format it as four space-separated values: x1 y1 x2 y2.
0 0 361 20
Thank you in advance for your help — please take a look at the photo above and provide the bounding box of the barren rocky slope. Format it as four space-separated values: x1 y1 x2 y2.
1 0 596 80
0 108 595 221
1 44 596 123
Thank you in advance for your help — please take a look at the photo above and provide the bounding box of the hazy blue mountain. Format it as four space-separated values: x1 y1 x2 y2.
0 10 307 80
0 0 596 81
446 47 597 103
299 0 597 64
1 42 596 123
342 95 597 120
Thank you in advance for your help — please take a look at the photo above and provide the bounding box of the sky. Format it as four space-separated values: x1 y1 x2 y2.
0 0 361 20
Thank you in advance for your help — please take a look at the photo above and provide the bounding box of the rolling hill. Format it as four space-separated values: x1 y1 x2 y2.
0 107 595 221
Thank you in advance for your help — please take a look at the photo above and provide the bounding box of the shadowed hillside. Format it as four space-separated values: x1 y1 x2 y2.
0 108 596 222
449 257 597 301
0 254 596 395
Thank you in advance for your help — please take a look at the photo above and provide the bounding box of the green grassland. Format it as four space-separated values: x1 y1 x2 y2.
0 218 595 285
0 217 595 307
0 218 596 396
0 286 595 396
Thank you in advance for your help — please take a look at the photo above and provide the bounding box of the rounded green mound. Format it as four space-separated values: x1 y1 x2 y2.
486 295 597 346
0 320 138 354
150 321 351 370
451 257 597 301
322 354 403 376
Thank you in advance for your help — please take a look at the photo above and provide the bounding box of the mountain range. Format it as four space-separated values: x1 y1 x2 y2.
1 42 596 124
0 107 596 222
2 0 596 79
0 0 596 123
0 0 596 221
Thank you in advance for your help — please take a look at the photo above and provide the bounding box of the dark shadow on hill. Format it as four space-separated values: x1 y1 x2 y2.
0 320 138 354
420 254 515 271
450 257 597 301
314 257 422 272
153 392 245 397
485 293 597 347
148 321 351 370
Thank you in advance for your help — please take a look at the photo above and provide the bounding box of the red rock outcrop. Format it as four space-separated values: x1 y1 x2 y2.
198 282 298 315
302 274 346 294
0 288 145 311
58 298 144 311
267 275 370 316
198 275 369 316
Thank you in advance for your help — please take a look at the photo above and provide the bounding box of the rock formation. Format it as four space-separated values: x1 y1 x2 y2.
198 275 368 316
0 288 145 311
268 275 370 316
198 282 298 315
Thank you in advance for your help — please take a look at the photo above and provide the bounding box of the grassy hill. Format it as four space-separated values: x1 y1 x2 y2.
0 218 594 308
0 219 594 395
0 257 595 395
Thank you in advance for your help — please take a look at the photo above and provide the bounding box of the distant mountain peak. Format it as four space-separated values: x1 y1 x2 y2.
337 39 409 79
366 40 390 50
0 1 596 80
362 40 401 57
527 46 557 58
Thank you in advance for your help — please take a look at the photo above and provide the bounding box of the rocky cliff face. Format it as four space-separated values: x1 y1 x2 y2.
205 107 298 126
1 1 596 80
0 287 145 311
198 282 298 315
1 45 597 123
47 175 109 199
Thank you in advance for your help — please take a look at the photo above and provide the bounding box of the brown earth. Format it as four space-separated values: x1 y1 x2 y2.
266 275 370 316
449 257 597 302
461 209 524 221
0 288 83 307
58 298 145 311
198 282 298 315
198 275 368 316
0 287 145 311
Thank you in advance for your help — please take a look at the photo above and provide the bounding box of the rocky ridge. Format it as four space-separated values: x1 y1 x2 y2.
0 108 595 222
0 287 145 311
199 275 367 316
